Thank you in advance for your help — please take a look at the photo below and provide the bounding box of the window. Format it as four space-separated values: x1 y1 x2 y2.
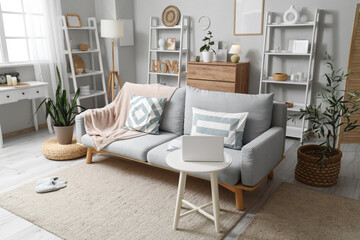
0 0 48 64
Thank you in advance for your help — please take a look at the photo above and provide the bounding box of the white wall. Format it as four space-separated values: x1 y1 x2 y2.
116 0 136 84
133 0 358 100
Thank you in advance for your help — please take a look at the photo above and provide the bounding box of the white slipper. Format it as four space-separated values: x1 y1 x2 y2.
36 177 67 185
35 180 67 193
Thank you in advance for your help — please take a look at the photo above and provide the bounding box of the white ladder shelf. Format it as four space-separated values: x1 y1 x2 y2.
259 10 320 141
147 15 190 87
62 16 108 111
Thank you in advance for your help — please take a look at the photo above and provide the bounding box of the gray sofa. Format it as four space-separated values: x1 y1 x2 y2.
75 86 287 210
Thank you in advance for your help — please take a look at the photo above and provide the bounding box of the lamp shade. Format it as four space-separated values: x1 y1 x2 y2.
229 45 242 54
101 19 124 39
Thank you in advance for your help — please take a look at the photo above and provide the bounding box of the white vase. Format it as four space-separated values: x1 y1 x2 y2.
158 39 166 50
283 5 299 24
202 52 213 63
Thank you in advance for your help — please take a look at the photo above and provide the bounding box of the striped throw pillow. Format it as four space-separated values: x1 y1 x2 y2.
190 107 248 150
124 95 167 134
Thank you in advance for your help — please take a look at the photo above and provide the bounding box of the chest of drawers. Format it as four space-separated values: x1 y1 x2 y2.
186 62 250 93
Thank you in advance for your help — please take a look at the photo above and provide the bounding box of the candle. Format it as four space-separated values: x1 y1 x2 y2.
6 75 12 85
12 77 17 86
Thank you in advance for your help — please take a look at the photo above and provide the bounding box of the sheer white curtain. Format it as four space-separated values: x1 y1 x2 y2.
25 0 67 96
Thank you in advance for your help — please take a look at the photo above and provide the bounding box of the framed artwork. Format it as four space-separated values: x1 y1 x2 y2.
234 0 264 35
65 14 82 28
167 38 176 50
292 40 309 53
214 49 227 62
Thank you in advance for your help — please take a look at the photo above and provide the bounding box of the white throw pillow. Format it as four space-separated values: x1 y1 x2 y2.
124 94 167 134
190 107 248 150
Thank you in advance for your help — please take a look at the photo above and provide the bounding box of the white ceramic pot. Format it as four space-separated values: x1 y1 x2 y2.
283 5 299 24
202 51 213 63
158 39 166 50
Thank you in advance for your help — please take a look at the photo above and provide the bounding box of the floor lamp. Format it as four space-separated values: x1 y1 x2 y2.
101 19 124 102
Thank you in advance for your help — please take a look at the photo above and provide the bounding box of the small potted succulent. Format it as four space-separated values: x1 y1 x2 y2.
200 31 216 63
37 67 86 144
294 53 360 187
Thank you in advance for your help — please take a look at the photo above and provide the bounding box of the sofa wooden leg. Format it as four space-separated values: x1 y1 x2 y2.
268 170 274 179
86 148 93 164
235 189 244 210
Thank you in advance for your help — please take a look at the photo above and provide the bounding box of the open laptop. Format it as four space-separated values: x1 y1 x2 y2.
182 136 224 162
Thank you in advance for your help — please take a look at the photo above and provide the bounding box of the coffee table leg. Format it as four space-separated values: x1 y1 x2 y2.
173 171 187 230
210 172 220 233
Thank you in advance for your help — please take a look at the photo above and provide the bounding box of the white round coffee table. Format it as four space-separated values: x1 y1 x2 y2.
166 149 232 233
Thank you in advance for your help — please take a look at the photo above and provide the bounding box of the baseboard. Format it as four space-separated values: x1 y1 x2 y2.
3 123 48 139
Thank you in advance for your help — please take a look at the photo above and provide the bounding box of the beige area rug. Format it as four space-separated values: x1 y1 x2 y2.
0 157 243 240
238 182 360 240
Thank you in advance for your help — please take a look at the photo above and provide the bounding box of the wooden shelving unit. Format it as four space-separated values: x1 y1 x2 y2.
147 15 190 86
62 16 108 111
259 10 320 140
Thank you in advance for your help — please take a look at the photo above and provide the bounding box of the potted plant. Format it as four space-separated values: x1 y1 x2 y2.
294 53 360 187
200 31 216 63
37 67 85 145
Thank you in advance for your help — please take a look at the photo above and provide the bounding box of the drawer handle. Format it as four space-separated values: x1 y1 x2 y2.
36 91 39 93
22 92 25 95
7 95 9 98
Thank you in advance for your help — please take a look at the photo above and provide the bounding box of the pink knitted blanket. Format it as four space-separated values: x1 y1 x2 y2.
84 82 177 151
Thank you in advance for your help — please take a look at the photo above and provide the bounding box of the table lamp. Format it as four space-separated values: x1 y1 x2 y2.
229 45 241 63
101 19 124 102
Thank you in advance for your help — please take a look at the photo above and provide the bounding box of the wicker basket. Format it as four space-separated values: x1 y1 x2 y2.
273 73 288 81
295 144 342 187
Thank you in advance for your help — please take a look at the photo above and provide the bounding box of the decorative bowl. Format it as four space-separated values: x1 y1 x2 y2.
75 68 83 74
273 73 288 81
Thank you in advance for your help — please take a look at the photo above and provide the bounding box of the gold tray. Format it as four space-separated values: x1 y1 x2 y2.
0 83 29 88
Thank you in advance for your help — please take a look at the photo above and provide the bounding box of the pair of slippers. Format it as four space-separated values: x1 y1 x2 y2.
35 177 67 193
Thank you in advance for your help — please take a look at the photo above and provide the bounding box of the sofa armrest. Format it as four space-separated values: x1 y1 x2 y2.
241 126 284 186
75 112 86 143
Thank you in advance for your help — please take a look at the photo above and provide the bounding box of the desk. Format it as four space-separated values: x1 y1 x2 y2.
0 81 53 148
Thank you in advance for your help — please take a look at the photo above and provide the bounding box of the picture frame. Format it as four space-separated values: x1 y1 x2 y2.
66 14 82 28
234 0 264 35
167 38 176 50
292 40 309 53
288 40 295 52
214 49 227 62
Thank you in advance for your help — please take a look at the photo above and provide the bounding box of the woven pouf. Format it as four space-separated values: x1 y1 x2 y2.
42 136 87 160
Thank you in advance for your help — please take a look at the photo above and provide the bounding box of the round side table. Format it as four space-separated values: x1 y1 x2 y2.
166 149 232 233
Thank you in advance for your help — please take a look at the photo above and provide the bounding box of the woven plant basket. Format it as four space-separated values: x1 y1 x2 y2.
295 144 342 187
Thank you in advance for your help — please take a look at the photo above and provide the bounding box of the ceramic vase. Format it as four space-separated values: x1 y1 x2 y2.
202 52 213 63
158 39 166 50
283 5 299 24
231 54 240 63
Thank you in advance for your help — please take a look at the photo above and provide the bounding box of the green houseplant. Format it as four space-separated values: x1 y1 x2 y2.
37 67 85 144
200 31 216 63
295 53 360 187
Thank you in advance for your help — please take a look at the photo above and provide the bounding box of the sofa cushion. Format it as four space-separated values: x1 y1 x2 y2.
160 87 186 135
147 136 242 186
123 94 167 134
191 107 248 150
184 86 274 144
81 131 178 162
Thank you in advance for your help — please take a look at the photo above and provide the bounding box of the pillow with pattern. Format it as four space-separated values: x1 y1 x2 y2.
124 94 167 134
191 107 248 150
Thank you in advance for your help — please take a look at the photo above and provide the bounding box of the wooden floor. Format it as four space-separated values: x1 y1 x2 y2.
0 129 359 240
